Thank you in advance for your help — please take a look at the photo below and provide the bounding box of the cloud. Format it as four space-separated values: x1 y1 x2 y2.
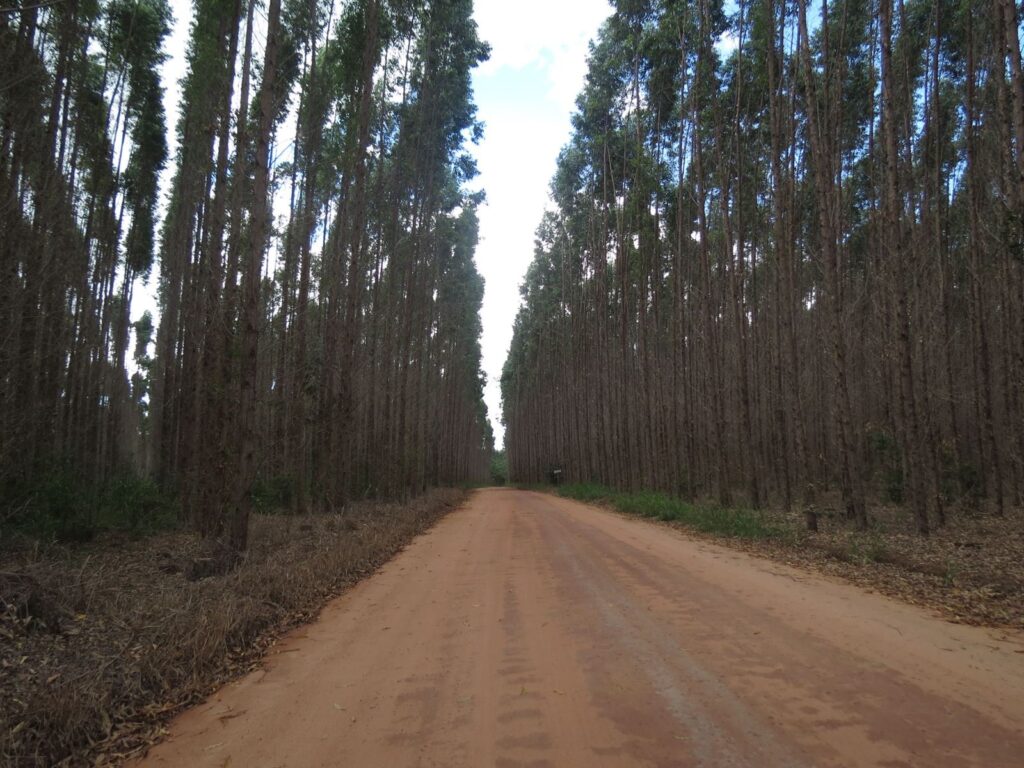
470 0 612 447
473 0 610 108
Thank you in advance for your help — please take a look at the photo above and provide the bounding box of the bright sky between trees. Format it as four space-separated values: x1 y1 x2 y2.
469 0 612 449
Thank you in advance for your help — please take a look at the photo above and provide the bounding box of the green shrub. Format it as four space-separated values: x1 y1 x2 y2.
884 466 905 504
955 462 982 501
866 426 905 503
2 468 178 543
95 473 177 533
250 475 295 513
490 452 508 486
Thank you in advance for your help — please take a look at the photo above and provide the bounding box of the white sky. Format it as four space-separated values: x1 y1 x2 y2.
148 0 613 450
471 0 611 448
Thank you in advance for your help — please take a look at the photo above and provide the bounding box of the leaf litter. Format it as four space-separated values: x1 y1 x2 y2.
0 489 465 766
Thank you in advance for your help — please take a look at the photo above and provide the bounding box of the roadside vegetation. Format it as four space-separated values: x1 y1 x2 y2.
1 489 465 767
2 471 178 545
557 483 776 539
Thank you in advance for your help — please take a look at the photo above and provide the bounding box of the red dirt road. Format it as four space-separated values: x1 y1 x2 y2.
138 489 1024 767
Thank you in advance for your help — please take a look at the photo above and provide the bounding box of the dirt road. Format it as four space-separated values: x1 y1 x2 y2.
139 489 1024 767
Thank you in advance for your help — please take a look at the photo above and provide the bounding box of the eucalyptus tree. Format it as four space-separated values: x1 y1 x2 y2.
1 0 170 502
503 0 1023 534
3 0 494 547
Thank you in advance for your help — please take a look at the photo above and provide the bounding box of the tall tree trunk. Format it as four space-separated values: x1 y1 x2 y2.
229 0 283 552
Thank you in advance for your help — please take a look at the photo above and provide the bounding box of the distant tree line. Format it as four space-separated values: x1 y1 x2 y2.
502 0 1024 533
1 0 493 550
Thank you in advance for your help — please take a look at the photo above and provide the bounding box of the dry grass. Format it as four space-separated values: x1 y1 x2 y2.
703 498 1024 630
0 489 466 767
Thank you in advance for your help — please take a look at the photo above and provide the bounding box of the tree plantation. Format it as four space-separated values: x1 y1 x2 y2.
1 0 494 549
4 1 1024 765
502 0 1024 534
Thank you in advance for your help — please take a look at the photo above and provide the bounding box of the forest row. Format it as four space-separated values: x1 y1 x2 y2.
1 0 494 549
502 0 1024 533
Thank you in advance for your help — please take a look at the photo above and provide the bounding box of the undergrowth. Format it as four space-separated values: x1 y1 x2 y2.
2 470 178 545
553 482 777 540
0 488 465 766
